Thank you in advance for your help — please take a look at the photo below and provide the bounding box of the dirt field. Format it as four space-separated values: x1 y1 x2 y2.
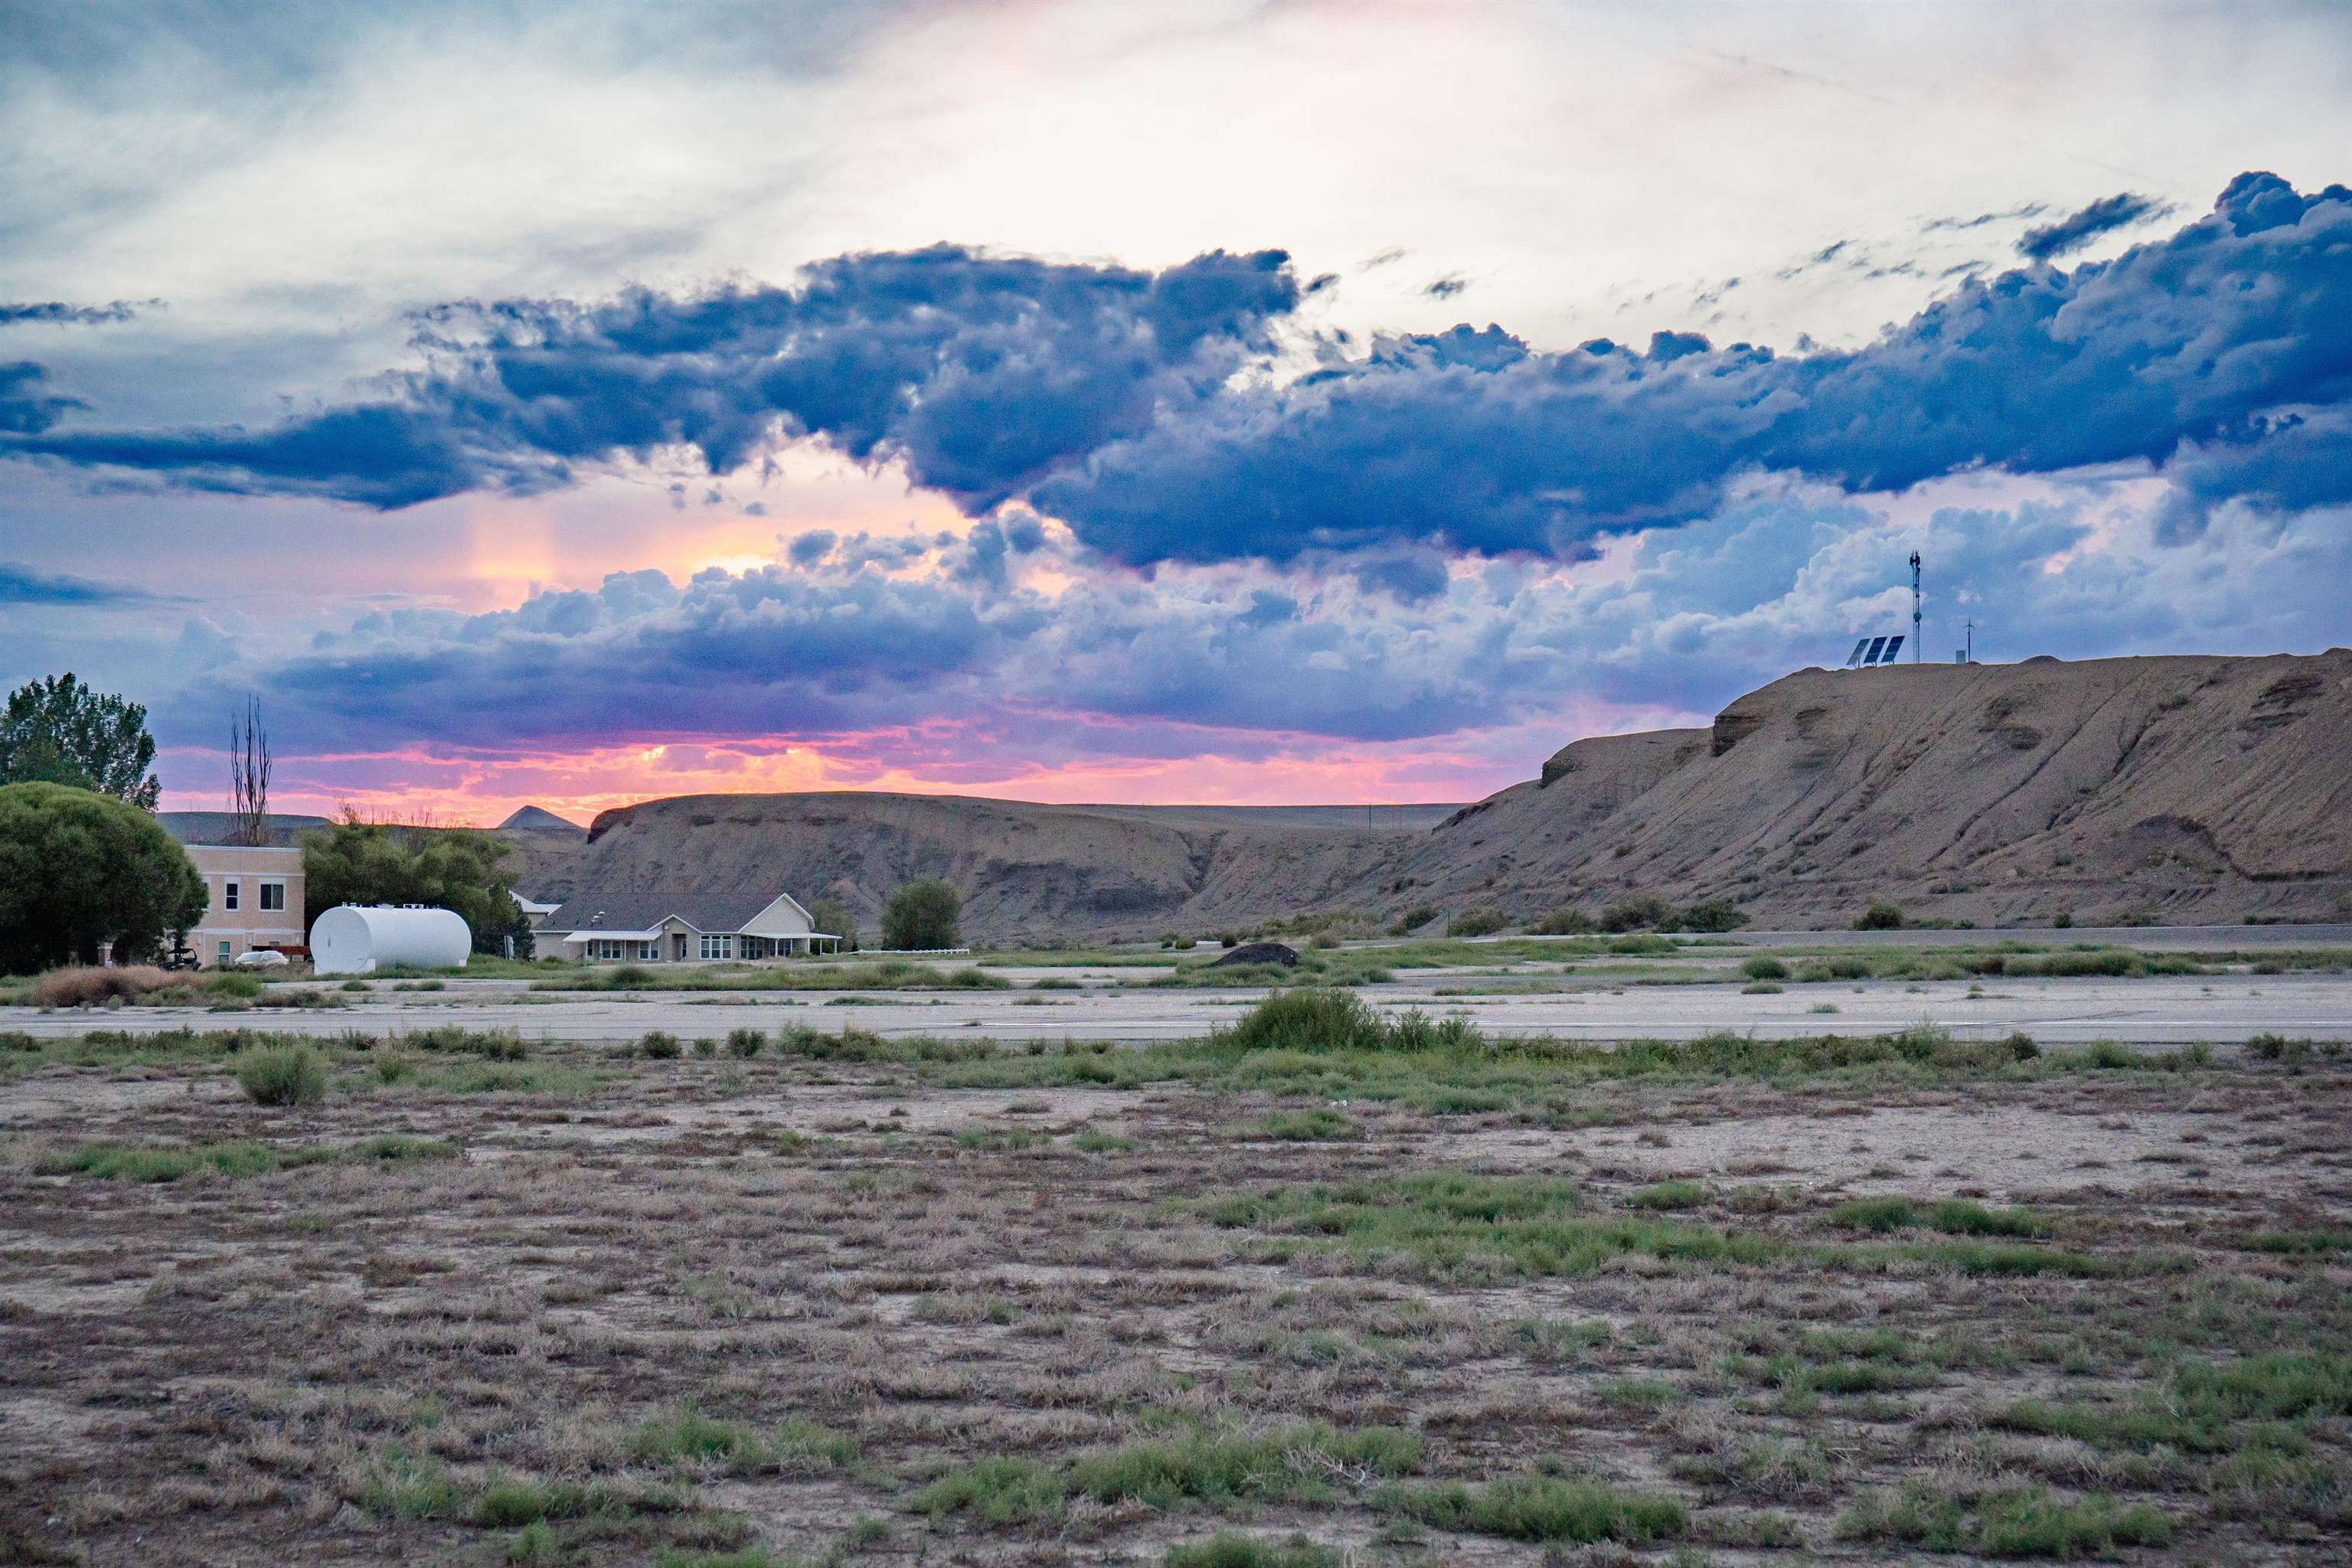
3 1006 2348 1568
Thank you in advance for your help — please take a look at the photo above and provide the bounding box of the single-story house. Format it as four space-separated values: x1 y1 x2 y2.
532 893 839 962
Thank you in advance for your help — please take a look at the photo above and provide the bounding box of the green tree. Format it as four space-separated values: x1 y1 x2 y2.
0 782 205 972
880 878 962 950
806 893 860 952
0 675 162 809
297 815 527 955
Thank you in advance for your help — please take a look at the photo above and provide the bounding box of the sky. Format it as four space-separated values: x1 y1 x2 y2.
3 0 2350 825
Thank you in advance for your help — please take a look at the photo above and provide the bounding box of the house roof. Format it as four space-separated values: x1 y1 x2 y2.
544 893 782 936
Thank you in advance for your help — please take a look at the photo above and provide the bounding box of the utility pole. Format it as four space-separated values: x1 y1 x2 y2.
1964 619 1975 663
1909 552 1922 663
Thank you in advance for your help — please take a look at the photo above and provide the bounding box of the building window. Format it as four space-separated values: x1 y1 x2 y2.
216 940 231 964
638 941 658 960
223 880 240 911
698 933 733 960
260 881 286 912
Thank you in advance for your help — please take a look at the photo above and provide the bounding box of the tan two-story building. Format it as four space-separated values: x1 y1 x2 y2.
182 844 306 966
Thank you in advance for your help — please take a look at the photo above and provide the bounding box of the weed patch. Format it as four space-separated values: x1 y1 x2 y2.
1375 1474 1686 1545
35 1139 331 1183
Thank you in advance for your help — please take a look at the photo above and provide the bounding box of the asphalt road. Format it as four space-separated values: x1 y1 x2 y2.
10 969 2347 1047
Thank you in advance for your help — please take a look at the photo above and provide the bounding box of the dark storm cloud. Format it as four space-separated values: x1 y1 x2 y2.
212 546 1525 753
8 173 2350 570
0 362 83 433
7 244 1296 511
1037 172 2352 564
0 299 151 325
0 562 157 605
2015 191 2173 261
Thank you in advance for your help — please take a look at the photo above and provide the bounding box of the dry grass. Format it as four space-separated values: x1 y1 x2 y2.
25 965 179 1008
0 1020 2346 1565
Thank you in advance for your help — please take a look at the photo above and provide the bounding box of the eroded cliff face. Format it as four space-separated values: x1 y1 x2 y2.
531 792 1435 944
1380 649 2352 929
504 651 2352 939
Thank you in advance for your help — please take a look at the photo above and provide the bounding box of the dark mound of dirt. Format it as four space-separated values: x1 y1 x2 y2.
1210 941 1301 969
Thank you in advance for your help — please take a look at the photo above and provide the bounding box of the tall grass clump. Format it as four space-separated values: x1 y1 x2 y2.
1222 988 1394 1054
236 1042 327 1106
27 965 178 1008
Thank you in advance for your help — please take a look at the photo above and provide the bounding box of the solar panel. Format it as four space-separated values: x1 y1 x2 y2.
1847 637 1872 668
1878 635 1905 665
1864 635 1890 664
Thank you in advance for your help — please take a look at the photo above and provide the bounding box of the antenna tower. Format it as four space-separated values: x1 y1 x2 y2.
1909 552 1922 663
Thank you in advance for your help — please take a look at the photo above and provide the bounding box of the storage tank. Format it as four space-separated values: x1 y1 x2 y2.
310 904 472 975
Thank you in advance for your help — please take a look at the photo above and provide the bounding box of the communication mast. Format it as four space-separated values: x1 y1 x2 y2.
1909 552 1922 663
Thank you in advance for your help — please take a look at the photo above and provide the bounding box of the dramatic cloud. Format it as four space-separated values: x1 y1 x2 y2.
0 362 82 433
6 173 2349 580
2015 191 2171 260
0 562 155 605
1040 174 2351 564
165 459 2352 783
8 246 1296 508
0 300 149 325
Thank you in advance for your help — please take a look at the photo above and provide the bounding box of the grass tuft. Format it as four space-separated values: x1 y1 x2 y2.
1375 1474 1687 1544
236 1042 327 1106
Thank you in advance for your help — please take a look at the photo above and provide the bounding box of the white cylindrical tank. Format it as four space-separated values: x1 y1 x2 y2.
310 905 472 975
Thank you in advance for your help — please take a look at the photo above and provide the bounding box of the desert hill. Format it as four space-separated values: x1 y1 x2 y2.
506 650 2352 940
498 805 585 831
1383 648 2352 930
531 792 1441 946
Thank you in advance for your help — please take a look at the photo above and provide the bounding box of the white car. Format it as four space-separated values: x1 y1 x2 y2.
233 948 292 968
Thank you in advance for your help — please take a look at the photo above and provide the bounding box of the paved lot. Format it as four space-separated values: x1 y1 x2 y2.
10 969 2347 1047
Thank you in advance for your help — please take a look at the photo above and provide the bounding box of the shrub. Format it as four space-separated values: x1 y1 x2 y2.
638 1030 683 1060
1851 900 1906 930
1598 895 1671 933
2053 910 2074 929
204 972 263 998
726 1027 765 1058
1531 905 1596 936
1740 956 1790 981
1666 897 1747 933
1388 904 1438 936
236 1043 327 1106
1446 906 1510 938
